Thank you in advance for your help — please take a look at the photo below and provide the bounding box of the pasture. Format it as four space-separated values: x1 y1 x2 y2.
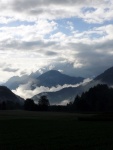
0 110 113 150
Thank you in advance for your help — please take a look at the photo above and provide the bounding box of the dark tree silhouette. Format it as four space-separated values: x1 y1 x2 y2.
1 101 6 110
24 98 35 111
38 95 50 111
73 84 113 112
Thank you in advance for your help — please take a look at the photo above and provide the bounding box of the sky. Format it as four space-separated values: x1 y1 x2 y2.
0 0 113 82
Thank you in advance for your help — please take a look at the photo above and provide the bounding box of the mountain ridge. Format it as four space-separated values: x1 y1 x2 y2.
94 66 113 85
3 66 113 105
4 70 84 89
32 66 113 104
36 70 84 87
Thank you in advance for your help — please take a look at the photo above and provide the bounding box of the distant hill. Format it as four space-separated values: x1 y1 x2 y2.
0 86 24 109
32 86 83 105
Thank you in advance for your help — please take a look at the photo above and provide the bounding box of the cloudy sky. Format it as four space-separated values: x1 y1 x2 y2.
0 0 113 82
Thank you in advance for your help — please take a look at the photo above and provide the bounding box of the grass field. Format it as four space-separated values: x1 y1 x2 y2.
0 111 113 150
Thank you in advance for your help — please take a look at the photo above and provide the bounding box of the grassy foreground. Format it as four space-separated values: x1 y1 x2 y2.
0 111 113 150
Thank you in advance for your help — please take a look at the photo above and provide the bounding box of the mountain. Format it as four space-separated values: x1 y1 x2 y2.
4 70 84 90
4 75 28 90
32 66 113 105
36 70 84 87
76 66 113 93
3 70 84 105
94 66 113 85
4 75 37 90
3 69 43 90
32 86 83 105
0 86 24 109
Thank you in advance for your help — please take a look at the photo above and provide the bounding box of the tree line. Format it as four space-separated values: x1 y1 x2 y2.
1 84 113 112
24 84 113 112
24 95 50 111
72 84 113 112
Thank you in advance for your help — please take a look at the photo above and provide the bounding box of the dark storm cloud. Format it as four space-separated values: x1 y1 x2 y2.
0 39 57 51
44 51 58 56
3 67 19 72
67 40 113 77
0 0 112 24
94 40 113 50
11 0 104 10
10 0 109 21
19 40 57 51
11 0 85 11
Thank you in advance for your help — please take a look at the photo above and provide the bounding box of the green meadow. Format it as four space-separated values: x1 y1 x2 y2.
0 110 113 150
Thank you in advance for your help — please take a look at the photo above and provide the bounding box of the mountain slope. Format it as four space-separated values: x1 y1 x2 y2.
32 66 113 104
36 70 84 87
94 66 113 85
4 70 84 90
73 84 113 111
78 66 113 94
0 86 24 109
4 75 37 90
32 86 83 105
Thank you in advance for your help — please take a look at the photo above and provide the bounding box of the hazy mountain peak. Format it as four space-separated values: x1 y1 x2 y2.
37 70 84 87
37 70 63 77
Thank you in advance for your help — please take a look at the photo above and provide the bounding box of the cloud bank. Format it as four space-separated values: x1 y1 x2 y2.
0 0 113 23
12 78 92 99
0 0 113 82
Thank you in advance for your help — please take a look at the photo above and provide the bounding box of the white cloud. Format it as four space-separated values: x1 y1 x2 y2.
12 78 92 99
0 19 57 43
58 100 70 105
0 23 113 81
